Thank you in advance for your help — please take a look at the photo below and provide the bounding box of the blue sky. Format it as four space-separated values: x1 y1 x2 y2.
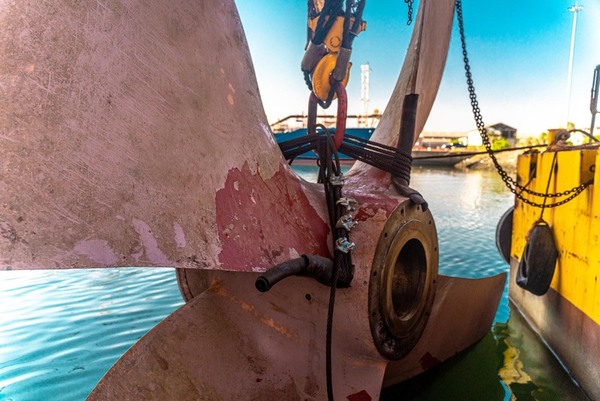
236 0 599 136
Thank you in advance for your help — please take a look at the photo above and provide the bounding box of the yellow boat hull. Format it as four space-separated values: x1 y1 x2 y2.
509 146 600 399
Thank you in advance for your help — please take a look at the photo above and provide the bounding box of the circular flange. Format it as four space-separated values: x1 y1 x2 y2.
368 201 438 360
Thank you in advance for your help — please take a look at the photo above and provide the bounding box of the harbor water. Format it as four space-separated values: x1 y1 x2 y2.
0 167 590 401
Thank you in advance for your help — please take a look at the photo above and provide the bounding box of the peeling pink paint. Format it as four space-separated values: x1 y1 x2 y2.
173 222 186 248
132 219 171 266
73 239 118 265
215 163 329 270
348 192 397 223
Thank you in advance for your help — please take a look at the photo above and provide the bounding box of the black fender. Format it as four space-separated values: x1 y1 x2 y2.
516 221 558 296
495 206 514 264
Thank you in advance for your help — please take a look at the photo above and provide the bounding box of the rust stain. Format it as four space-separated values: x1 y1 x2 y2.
347 390 372 401
210 284 297 338
419 352 442 371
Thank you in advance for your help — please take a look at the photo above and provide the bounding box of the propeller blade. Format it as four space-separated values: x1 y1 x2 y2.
372 0 455 148
87 272 505 400
0 0 328 271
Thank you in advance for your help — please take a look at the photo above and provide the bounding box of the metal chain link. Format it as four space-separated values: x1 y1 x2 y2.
404 0 414 25
455 0 592 209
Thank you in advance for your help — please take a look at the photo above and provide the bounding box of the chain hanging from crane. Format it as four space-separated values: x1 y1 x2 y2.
404 0 414 25
455 0 594 209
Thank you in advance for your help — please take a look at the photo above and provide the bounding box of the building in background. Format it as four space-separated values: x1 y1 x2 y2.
468 123 518 147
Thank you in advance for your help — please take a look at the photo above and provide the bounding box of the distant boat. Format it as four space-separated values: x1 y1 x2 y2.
411 147 472 167
272 114 471 167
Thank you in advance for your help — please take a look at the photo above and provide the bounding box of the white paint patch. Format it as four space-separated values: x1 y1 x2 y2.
288 248 301 259
132 218 171 266
74 239 118 265
173 222 187 248
260 122 276 143
371 208 389 222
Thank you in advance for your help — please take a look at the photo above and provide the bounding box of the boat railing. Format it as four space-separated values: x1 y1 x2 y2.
271 113 382 133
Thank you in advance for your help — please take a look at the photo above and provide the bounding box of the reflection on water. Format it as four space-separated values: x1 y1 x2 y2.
382 168 588 401
383 305 589 401
0 168 589 400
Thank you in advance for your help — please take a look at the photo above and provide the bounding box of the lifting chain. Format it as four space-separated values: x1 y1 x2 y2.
404 0 414 25
455 0 593 209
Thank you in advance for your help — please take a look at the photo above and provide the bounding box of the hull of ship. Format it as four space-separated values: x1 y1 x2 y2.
508 146 600 400
411 150 471 167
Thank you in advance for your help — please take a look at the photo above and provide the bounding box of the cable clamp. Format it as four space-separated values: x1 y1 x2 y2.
336 214 357 231
330 175 345 186
335 237 355 253
336 197 357 211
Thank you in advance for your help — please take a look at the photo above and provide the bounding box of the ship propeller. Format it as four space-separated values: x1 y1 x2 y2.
0 0 504 400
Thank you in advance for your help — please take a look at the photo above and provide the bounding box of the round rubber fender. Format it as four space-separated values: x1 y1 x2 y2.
495 206 514 264
516 221 558 296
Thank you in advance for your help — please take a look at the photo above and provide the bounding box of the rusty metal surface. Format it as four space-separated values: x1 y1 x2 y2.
383 273 507 387
88 271 388 401
88 271 506 401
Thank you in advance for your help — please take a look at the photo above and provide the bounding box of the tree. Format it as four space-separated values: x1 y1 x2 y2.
492 137 510 150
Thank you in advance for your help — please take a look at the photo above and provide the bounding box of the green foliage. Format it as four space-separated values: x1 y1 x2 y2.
491 137 510 150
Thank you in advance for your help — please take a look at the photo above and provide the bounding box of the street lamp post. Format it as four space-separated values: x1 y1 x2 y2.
566 2 583 127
